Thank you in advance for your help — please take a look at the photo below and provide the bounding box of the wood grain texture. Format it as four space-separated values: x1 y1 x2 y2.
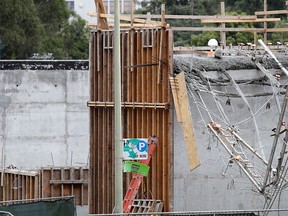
89 28 173 214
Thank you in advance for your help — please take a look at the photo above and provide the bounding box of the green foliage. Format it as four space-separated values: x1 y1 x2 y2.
0 0 44 59
270 17 288 44
191 31 219 46
138 0 286 47
63 14 90 59
0 0 89 59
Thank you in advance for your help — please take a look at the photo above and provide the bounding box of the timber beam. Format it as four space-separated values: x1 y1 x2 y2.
128 14 257 20
255 10 288 15
172 27 288 32
88 12 163 26
201 18 280 23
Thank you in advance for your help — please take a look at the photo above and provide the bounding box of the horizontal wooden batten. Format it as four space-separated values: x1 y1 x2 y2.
172 27 288 32
255 10 288 15
125 14 257 20
201 18 280 23
87 101 170 109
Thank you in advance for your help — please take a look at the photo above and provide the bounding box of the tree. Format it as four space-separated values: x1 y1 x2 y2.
63 14 90 59
138 0 287 46
0 0 89 59
34 0 89 59
0 0 44 59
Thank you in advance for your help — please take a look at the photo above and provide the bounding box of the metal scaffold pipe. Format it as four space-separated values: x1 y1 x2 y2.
258 39 288 77
113 0 123 213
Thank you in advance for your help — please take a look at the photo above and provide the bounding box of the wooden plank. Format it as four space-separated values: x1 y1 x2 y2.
255 10 288 15
94 0 109 29
220 1 226 46
49 180 85 184
266 28 288 32
201 18 281 23
157 29 163 84
87 12 162 25
172 27 288 32
175 72 200 171
132 14 257 20
169 77 182 122
87 23 161 28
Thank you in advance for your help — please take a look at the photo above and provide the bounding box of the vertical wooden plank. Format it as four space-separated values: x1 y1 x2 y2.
80 167 83 206
151 29 157 201
35 174 39 199
50 168 53 198
61 168 64 197
175 72 200 170
30 176 32 199
22 175 25 200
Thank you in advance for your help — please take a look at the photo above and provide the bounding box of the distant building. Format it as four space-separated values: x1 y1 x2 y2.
65 0 145 23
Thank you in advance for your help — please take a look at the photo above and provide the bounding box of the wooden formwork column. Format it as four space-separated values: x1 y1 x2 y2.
88 28 173 214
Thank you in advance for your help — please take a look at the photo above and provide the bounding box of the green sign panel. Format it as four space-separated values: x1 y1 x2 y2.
123 161 150 176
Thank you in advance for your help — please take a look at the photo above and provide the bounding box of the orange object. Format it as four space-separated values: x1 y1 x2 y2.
123 136 158 213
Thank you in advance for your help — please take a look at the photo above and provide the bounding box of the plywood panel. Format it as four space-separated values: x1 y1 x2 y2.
89 28 173 214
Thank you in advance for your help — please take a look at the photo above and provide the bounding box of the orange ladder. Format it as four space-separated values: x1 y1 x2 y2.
122 136 158 213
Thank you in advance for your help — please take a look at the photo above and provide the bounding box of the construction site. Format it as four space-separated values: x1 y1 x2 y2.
1 0 288 215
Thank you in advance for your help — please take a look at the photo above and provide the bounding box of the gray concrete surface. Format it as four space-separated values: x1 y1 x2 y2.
0 62 90 215
0 68 89 169
173 54 288 212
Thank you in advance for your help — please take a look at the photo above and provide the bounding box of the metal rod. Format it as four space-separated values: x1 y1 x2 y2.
208 123 262 191
227 128 268 165
262 87 288 191
113 0 123 213
258 39 288 76
223 71 266 161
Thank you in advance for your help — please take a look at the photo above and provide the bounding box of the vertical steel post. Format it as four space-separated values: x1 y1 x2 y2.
113 0 123 213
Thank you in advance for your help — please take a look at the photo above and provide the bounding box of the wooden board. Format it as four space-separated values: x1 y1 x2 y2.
175 72 200 171
255 10 288 15
201 18 280 23
172 27 288 32
169 77 182 122
94 0 109 29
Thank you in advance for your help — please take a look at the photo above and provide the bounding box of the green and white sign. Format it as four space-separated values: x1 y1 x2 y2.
123 161 150 177
123 138 148 160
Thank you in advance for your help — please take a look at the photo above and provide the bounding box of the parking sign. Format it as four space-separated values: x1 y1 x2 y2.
123 138 148 160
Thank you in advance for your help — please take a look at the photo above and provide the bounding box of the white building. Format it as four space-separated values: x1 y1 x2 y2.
66 0 145 23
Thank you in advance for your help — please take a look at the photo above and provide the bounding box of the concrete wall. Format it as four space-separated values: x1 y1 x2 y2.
173 56 288 212
0 61 89 170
